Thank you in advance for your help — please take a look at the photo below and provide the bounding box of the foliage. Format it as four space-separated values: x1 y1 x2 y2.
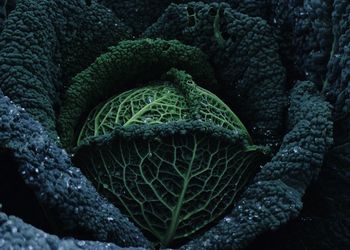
0 1 342 250
58 39 216 148
77 69 251 145
72 68 263 246
143 2 287 147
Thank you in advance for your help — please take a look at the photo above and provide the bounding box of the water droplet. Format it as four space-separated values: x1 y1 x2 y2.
145 96 153 104
64 177 70 188
77 240 85 247
143 117 152 123
203 239 211 247
293 146 302 153
264 130 272 136
273 18 277 23
224 216 233 223
11 227 17 233
107 217 114 221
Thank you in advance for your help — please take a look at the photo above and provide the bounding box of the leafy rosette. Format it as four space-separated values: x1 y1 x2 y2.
59 39 265 247
0 1 337 249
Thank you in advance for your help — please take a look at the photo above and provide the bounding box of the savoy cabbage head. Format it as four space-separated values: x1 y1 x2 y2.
0 1 337 249
59 40 266 247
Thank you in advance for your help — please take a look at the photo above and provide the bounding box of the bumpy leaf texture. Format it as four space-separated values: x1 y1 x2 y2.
77 80 250 143
75 121 260 246
0 0 16 32
0 212 142 250
143 2 287 147
0 0 149 248
0 0 343 249
70 67 262 246
58 39 217 148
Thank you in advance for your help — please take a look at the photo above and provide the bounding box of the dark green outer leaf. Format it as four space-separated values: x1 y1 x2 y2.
58 39 217 148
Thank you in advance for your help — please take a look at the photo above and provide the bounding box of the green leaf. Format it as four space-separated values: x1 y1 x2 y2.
77 83 189 145
74 125 261 246
72 69 263 246
77 69 252 145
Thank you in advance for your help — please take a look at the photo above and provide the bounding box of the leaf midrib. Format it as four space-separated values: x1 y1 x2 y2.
123 94 170 126
161 137 197 246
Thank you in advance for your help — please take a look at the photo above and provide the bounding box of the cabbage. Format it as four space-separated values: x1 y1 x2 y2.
72 69 264 246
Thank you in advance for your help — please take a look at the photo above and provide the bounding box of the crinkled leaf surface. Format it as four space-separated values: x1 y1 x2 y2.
74 126 260 246
77 80 251 145
73 70 262 246
77 83 189 144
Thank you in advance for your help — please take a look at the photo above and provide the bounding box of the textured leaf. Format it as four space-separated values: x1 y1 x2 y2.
72 68 263 246
58 39 216 148
77 71 251 145
77 83 188 144
74 122 261 246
